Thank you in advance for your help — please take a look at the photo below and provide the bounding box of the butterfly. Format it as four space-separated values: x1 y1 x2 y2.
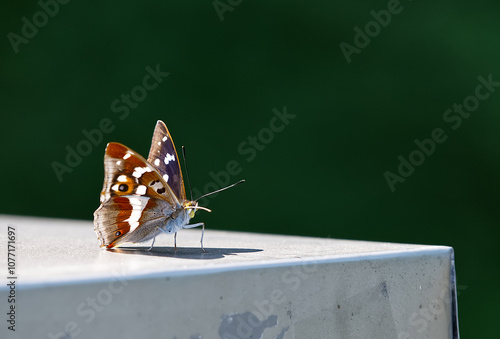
93 120 244 251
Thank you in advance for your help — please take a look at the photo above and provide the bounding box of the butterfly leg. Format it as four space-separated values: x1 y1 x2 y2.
201 222 205 252
174 232 177 251
146 227 159 251
183 222 205 252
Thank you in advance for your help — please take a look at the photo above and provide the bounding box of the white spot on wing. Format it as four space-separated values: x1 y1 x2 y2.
163 174 169 182
132 169 142 178
164 153 175 165
123 153 131 160
124 197 148 232
111 184 120 191
162 136 168 142
154 159 160 166
129 221 140 232
132 166 152 178
158 141 161 146
116 160 122 166
136 185 147 195
117 175 127 182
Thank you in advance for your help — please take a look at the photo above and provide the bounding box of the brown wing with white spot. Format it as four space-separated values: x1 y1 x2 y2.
147 120 187 200
93 142 180 248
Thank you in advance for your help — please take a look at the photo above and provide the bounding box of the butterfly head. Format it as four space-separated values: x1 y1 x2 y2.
183 201 211 218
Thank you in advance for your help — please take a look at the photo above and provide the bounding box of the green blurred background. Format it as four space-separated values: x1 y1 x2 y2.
1 0 499 337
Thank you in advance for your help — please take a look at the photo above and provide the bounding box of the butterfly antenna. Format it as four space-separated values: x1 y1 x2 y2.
195 180 245 202
181 146 194 201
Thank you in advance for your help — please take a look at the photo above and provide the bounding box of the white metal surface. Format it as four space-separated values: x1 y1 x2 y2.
0 215 459 338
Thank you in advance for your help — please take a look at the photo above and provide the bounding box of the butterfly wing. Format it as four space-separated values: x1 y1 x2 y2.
147 120 187 201
93 142 181 248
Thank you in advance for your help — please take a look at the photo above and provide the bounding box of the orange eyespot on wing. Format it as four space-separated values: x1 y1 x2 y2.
93 142 180 248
